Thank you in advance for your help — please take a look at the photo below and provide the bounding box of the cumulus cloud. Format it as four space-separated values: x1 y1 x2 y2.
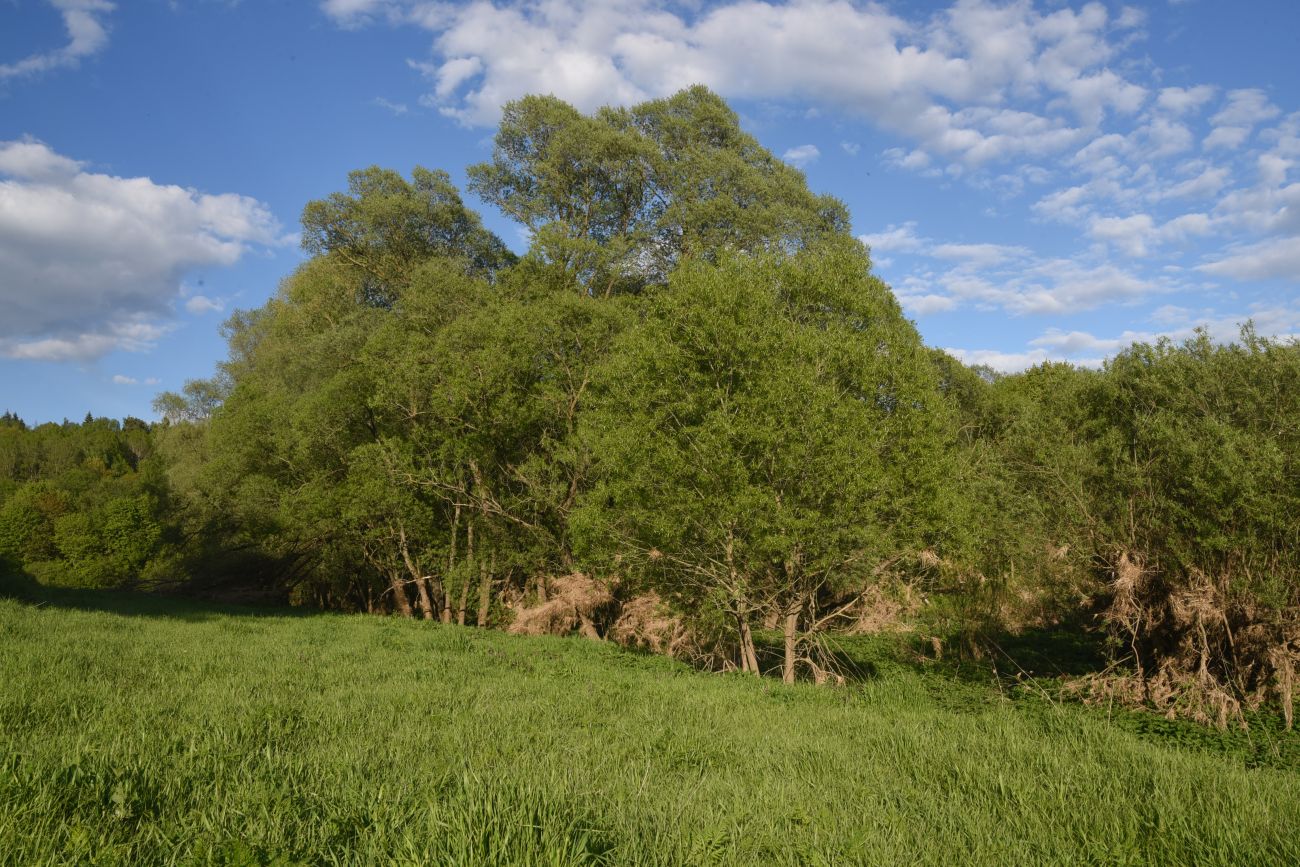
1088 211 1214 257
1156 85 1215 115
112 374 161 386
1210 89 1280 128
184 295 225 315
782 144 820 168
1200 236 1300 282
861 218 1169 317
947 301 1300 374
0 1 114 81
859 222 926 255
930 242 1031 268
0 138 284 361
326 0 1152 168
944 346 1054 373
897 291 959 316
327 0 1298 329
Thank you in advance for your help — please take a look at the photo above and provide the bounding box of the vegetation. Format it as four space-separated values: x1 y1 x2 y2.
2 85 1297 746
2 590 1297 865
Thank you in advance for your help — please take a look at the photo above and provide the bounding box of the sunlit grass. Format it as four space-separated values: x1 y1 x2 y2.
2 591 1297 865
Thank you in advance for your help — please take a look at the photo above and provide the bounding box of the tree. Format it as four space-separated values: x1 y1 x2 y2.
469 86 849 297
575 241 953 680
1088 329 1300 727
302 165 515 305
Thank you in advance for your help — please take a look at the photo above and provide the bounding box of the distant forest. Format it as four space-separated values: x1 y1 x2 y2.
2 87 1296 729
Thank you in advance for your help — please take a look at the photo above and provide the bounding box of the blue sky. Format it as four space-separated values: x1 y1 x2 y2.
2 0 1298 423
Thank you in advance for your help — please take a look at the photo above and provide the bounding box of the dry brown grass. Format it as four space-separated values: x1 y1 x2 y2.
1079 552 1298 730
506 573 615 640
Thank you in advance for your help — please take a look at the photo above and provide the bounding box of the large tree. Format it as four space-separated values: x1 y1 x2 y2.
468 86 849 296
575 240 954 680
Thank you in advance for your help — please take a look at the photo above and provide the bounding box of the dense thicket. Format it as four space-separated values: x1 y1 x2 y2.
2 87 1295 727
0 413 178 589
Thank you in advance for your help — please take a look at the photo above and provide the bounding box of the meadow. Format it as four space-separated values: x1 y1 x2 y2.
2 588 1298 866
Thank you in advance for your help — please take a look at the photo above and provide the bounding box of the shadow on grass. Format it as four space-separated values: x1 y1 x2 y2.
906 618 1300 772
0 567 317 623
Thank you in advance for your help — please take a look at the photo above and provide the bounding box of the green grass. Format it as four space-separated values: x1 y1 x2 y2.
2 590 1298 865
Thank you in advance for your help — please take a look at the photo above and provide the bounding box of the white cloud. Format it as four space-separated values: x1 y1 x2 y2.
1158 165 1229 201
1140 117 1193 158
865 218 1170 317
327 0 1153 169
110 373 161 386
320 0 386 27
948 299 1300 374
184 295 225 315
992 259 1160 314
944 347 1053 373
1210 89 1280 128
0 321 170 362
1088 211 1213 257
929 242 1031 267
0 1 114 81
1199 236 1300 282
373 96 409 115
1029 303 1300 359
1156 85 1215 115
325 0 1300 335
883 147 934 172
782 144 820 168
1204 125 1250 151
859 222 925 255
897 292 959 316
1201 90 1280 152
0 138 284 361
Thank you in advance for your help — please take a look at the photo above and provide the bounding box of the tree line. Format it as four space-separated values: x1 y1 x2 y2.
2 87 1296 727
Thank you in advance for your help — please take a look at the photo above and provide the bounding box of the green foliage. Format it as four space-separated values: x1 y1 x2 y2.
1093 328 1300 594
468 86 849 295
301 165 515 302
0 480 70 563
574 242 954 668
52 494 165 588
0 416 177 591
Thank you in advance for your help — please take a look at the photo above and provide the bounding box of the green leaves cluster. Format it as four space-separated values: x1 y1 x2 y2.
0 415 174 590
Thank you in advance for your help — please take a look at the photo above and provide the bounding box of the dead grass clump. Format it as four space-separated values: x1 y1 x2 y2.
1084 553 1298 730
845 582 920 635
507 574 615 640
607 592 692 657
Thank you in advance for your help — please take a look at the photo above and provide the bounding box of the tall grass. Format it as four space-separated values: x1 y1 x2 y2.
2 591 1297 865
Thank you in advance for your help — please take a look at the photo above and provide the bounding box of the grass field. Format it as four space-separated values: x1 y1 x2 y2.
2 588 1298 865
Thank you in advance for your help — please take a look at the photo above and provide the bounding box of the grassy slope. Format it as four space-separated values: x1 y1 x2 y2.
1 592 1297 866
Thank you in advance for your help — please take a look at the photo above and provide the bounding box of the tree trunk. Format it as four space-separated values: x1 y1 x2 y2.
398 521 435 621
782 601 800 684
442 504 460 624
737 613 759 675
476 550 494 627
457 521 473 626
413 576 435 621
389 570 413 618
